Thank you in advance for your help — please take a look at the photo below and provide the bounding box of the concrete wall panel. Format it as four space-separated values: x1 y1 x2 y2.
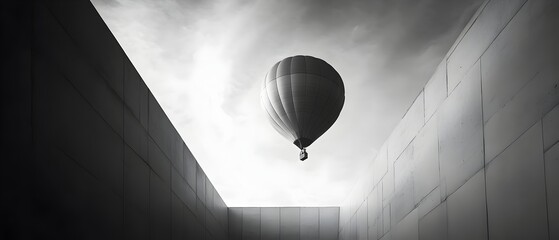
171 193 186 240
243 208 261 240
338 1 557 240
392 144 415 226
418 202 447 240
392 209 418 240
382 161 395 207
320 208 339 240
486 122 548 239
482 0 559 163
148 137 171 183
124 145 150 213
196 163 206 203
33 51 125 197
545 142 559 240
356 205 367 240
281 208 300 240
413 117 439 204
367 187 381 240
206 178 215 214
424 61 447 121
417 187 441 220
231 207 339 240
184 146 197 190
34 142 124 238
349 215 357 240
388 92 425 162
124 107 149 161
34 1 125 137
373 144 389 186
149 171 171 240
9 0 227 238
447 0 526 91
446 170 487 240
123 56 148 127
125 205 149 240
196 198 206 229
382 205 390 235
9 0 559 239
171 166 196 213
186 208 204 239
148 93 184 171
229 208 243 240
301 208 320 240
44 0 124 98
262 208 281 240
438 61 483 197
544 105 559 151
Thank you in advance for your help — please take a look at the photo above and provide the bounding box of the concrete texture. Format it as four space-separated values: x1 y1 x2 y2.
339 0 559 239
3 0 558 239
2 0 227 239
229 207 339 240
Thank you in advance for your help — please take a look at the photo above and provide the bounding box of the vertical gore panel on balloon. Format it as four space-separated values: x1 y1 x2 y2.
323 91 345 131
261 86 291 136
317 58 332 79
301 75 319 140
276 75 301 137
305 77 331 142
267 116 292 141
312 94 343 143
305 56 321 76
267 62 280 84
291 74 308 111
301 75 322 139
263 72 269 89
291 74 310 139
266 80 296 137
309 80 344 142
277 57 292 78
291 56 306 74
318 58 341 87
261 91 292 140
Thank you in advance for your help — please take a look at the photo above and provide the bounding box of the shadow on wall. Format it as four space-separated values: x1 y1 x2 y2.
2 0 227 239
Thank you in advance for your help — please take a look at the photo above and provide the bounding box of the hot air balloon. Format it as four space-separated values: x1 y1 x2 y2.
260 55 345 161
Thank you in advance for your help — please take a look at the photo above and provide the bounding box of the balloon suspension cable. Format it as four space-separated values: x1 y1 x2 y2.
298 140 308 161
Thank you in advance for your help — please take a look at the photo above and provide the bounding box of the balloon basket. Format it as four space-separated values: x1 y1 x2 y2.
299 148 308 161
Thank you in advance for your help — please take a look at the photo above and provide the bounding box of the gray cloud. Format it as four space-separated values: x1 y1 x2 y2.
92 0 484 206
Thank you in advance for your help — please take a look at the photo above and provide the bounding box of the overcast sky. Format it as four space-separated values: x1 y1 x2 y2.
91 0 483 206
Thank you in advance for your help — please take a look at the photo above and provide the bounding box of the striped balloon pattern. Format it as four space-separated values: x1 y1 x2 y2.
261 55 345 151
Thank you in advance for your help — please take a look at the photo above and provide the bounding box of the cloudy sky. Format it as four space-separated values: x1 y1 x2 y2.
91 0 483 206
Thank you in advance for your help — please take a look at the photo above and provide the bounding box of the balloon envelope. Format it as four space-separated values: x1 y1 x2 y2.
260 55 345 149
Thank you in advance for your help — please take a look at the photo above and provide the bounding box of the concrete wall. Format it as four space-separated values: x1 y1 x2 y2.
4 0 559 239
2 1 228 239
338 0 559 239
229 207 339 240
